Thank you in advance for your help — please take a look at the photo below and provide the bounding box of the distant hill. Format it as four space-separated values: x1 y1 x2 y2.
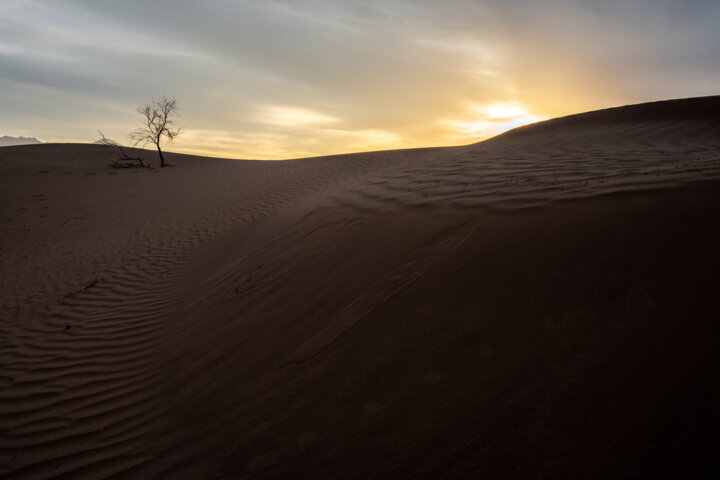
92 138 121 146
0 135 42 147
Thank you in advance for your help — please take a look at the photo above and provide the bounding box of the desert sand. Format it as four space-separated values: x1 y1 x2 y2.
1 96 719 479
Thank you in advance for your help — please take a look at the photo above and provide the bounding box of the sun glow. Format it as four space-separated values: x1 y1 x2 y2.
480 103 533 120
439 102 547 143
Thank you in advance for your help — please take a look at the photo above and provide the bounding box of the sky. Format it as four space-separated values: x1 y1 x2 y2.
1 0 719 159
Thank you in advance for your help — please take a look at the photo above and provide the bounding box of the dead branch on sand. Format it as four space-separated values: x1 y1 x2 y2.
97 131 151 168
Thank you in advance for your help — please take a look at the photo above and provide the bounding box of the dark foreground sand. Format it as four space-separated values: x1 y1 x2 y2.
1 96 720 479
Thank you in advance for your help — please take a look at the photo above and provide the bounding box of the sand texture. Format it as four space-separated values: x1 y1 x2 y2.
1 96 720 479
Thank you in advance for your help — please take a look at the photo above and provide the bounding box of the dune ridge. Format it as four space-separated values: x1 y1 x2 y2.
1 96 720 479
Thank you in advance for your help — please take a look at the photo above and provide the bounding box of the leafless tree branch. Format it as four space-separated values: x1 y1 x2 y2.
97 130 149 168
128 95 180 168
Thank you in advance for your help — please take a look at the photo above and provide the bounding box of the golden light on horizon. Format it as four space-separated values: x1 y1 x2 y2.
175 126 405 160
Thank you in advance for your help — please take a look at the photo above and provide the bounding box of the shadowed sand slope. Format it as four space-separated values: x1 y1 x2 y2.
1 96 719 479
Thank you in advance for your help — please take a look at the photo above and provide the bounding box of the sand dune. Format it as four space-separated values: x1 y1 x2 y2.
1 96 719 479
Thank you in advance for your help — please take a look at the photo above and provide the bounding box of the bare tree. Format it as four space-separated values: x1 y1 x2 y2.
128 95 180 168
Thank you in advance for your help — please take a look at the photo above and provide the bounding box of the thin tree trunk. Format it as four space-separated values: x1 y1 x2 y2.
156 143 165 168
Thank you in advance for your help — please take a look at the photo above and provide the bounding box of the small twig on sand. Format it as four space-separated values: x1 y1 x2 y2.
63 274 103 298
